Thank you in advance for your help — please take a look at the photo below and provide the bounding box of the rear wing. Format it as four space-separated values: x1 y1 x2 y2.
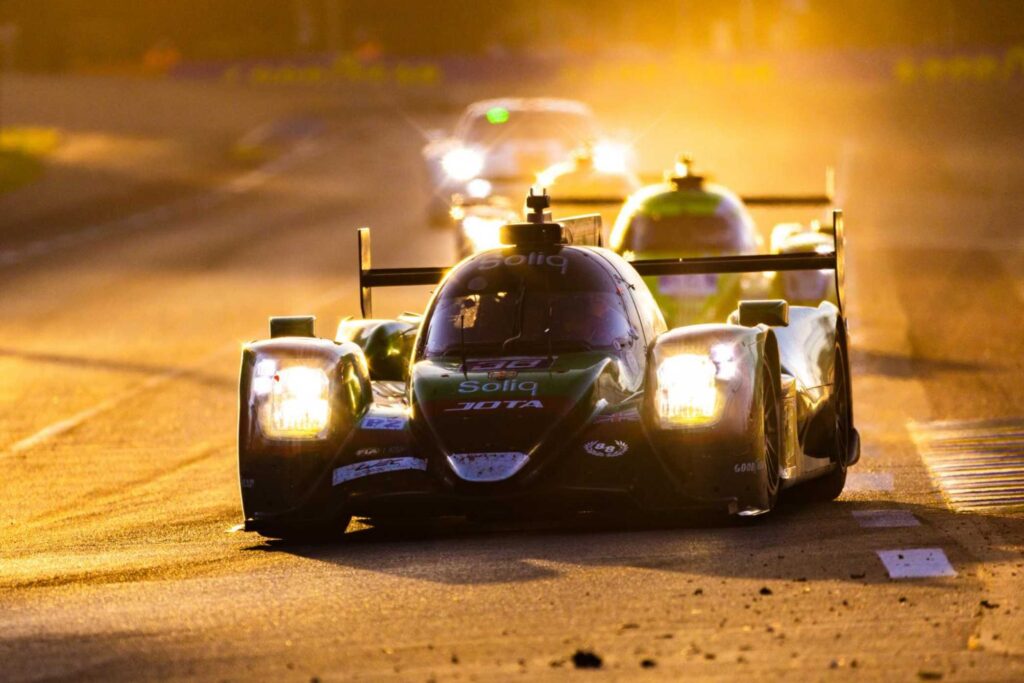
358 209 845 318
453 167 834 210
635 166 836 208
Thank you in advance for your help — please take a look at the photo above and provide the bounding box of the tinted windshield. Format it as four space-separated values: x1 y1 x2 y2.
621 212 753 254
422 250 635 358
463 111 598 146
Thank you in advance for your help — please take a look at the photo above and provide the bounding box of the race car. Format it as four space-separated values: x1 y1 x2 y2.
422 98 624 224
237 191 859 540
609 157 834 327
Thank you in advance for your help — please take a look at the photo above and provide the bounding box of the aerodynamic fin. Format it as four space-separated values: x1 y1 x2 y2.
357 227 447 318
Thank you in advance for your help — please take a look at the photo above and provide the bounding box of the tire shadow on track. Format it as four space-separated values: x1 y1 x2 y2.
247 500 1024 588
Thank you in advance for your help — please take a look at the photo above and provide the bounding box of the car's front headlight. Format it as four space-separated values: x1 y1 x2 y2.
441 148 485 182
253 361 331 439
654 344 738 427
462 215 507 252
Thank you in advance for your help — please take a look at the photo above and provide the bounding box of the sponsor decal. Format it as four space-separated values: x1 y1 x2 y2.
241 478 255 489
360 414 407 430
356 447 381 458
594 407 641 424
734 461 765 473
465 357 554 372
447 451 529 482
332 457 427 486
584 439 629 458
459 378 538 396
476 252 568 275
446 400 543 411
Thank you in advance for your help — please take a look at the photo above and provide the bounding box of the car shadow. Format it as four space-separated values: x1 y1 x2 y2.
247 498 1024 588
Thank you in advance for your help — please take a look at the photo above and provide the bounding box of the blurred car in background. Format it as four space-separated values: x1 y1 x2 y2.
609 158 765 327
535 143 642 245
608 157 836 327
451 142 639 258
423 97 625 225
769 219 840 306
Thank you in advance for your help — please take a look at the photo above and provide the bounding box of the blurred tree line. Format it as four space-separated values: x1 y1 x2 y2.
2 0 1023 71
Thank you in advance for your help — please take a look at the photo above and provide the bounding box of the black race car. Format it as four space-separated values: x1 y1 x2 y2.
237 192 859 539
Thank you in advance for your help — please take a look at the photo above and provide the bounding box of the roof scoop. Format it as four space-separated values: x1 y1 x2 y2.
666 154 706 190
499 188 564 247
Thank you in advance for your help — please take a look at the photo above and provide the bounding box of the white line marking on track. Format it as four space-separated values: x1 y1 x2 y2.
845 471 895 492
2 344 236 458
852 509 920 528
876 548 956 579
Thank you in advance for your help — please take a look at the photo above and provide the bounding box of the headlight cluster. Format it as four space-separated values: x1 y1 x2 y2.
252 360 331 439
654 343 738 427
441 148 485 182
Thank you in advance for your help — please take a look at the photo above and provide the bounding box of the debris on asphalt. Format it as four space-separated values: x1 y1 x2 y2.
572 650 603 669
980 599 999 609
641 658 657 668
693 588 704 595
918 671 943 680
759 586 773 596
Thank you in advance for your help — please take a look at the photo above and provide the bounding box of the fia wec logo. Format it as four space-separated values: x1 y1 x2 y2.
446 400 544 411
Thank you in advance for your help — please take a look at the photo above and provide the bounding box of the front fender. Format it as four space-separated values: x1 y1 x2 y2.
238 337 371 521
643 323 776 509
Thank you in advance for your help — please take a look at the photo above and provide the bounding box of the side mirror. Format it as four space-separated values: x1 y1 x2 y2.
337 319 418 382
270 315 315 338
736 300 789 327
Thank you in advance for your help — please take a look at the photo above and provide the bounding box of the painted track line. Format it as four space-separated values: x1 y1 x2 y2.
2 280 359 460
2 344 236 459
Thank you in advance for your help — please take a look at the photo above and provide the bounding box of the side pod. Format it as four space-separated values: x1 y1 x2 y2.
238 336 371 524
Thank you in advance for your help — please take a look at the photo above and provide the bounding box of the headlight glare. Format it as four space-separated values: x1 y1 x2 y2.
592 140 631 174
463 215 507 252
442 148 485 181
257 364 331 439
655 354 719 425
466 177 492 198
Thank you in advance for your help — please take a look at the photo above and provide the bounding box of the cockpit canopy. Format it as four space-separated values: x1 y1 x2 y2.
420 247 636 359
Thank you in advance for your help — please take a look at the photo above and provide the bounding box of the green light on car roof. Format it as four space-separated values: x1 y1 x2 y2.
486 107 510 125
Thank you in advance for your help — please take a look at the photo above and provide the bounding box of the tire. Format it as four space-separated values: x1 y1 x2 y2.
796 341 851 502
739 360 782 516
759 359 783 511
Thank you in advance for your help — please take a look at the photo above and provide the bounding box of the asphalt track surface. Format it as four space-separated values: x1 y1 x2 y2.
1 76 1023 681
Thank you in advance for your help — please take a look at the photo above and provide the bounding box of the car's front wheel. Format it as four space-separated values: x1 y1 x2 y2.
738 360 782 516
